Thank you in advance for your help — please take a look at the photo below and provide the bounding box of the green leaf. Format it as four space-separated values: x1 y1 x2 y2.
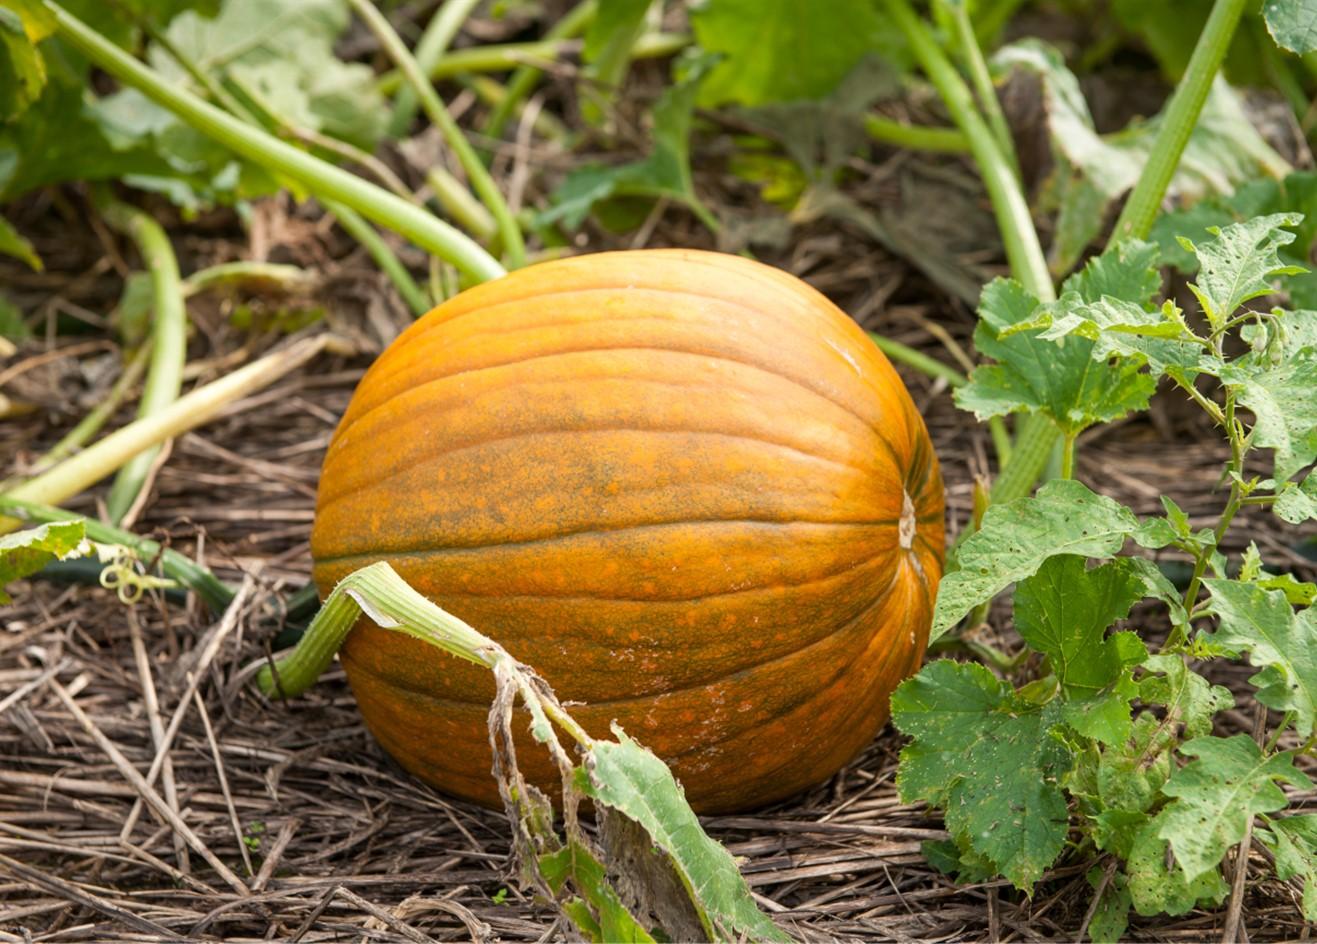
1184 213 1307 326
1264 0 1317 54
1157 735 1311 880
1203 578 1317 737
956 278 1156 435
1139 653 1234 741
580 0 651 127
0 4 48 121
892 660 1072 890
1085 867 1131 944
1013 556 1148 743
1095 716 1174 817
1061 238 1163 307
1276 471 1317 525
994 39 1291 275
581 727 790 943
0 520 90 604
932 478 1140 638
1259 814 1317 920
539 842 655 943
690 0 906 107
542 56 715 232
1127 815 1229 916
0 213 39 270
1218 348 1317 483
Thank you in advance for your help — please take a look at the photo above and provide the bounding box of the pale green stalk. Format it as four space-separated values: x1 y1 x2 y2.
864 114 969 153
99 202 187 525
328 200 431 316
484 0 597 139
389 0 484 137
45 1 505 283
346 0 524 268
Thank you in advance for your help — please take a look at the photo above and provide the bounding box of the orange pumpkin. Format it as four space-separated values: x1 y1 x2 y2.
310 249 944 813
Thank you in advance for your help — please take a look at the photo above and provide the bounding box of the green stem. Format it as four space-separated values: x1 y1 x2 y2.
579 0 652 129
0 336 335 533
1108 0 1250 243
99 201 188 525
0 497 234 612
388 0 484 137
948 2 1017 179
183 262 315 298
1059 430 1077 480
45 1 504 284
346 0 526 269
863 114 970 153
328 200 430 316
13 343 151 482
257 561 501 697
425 166 497 243
484 0 596 139
463 75 571 144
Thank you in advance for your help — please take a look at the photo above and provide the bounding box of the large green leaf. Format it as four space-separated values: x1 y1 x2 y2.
690 0 906 106
1259 814 1317 920
0 520 89 604
1157 735 1311 879
956 278 1156 435
581 727 790 943
1203 578 1317 737
1182 213 1307 327
932 479 1140 638
893 660 1072 890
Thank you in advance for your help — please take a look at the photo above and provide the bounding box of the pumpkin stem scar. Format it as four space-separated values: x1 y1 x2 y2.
899 490 916 550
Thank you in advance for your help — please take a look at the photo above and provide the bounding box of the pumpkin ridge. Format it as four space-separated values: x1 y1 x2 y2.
362 269 855 389
314 537 897 604
343 572 900 711
318 423 898 513
314 517 902 568
330 340 908 467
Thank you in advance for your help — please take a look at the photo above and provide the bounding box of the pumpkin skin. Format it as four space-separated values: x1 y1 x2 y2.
310 248 944 813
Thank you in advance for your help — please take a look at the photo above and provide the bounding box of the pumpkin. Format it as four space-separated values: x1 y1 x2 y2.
310 249 944 813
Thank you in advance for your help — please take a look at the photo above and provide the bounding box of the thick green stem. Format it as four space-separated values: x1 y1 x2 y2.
99 202 188 525
257 562 500 697
0 336 335 533
1109 0 1250 243
45 1 504 283
0 497 234 612
463 75 571 144
863 114 969 153
1060 431 1077 480
183 262 315 298
388 0 484 137
425 167 497 243
483 0 597 139
346 0 526 268
327 200 431 316
948 2 1017 179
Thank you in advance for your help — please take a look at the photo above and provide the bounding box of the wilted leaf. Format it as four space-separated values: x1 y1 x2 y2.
933 478 1140 638
893 660 1072 890
1158 735 1311 879
0 520 90 603
581 727 790 943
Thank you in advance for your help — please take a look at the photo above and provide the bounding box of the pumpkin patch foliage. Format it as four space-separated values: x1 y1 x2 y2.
900 215 1317 937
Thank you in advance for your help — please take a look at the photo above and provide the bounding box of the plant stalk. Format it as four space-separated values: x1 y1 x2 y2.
484 0 597 139
99 201 188 525
346 0 526 268
1108 0 1251 243
328 200 431 316
947 1 1017 178
45 1 505 284
0 336 338 534
864 114 969 153
388 0 484 137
